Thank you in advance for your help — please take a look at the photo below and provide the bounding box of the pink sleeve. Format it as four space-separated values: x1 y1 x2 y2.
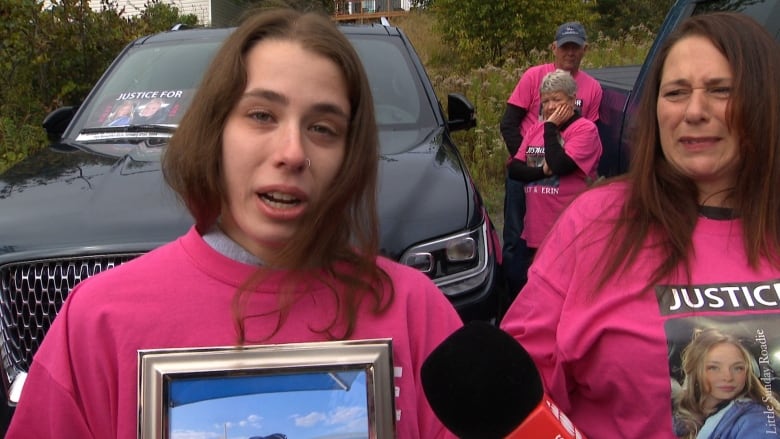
512 135 533 162
6 364 95 438
499 212 579 413
409 281 463 438
6 296 96 438
500 278 574 411
562 120 602 176
507 67 539 109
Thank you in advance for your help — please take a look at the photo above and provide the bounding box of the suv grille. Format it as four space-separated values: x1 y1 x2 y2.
0 255 140 388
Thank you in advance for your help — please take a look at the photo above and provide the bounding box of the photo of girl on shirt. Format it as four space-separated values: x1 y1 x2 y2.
665 317 780 438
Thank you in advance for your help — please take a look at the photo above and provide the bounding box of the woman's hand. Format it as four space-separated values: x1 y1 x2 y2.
546 104 574 126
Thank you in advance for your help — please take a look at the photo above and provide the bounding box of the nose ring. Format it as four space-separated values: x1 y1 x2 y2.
305 158 311 169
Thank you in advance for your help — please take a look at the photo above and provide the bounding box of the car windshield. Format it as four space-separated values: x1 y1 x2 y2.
694 0 780 32
72 36 221 144
69 29 438 157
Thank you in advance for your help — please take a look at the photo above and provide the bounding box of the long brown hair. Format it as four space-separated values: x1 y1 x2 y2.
596 12 780 290
162 8 393 341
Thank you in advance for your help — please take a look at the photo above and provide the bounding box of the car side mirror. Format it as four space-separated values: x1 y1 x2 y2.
446 93 476 132
42 106 78 142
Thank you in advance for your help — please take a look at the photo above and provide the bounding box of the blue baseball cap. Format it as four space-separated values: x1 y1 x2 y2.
556 22 587 46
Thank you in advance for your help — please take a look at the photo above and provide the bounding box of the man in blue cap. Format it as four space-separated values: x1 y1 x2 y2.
498 21 603 302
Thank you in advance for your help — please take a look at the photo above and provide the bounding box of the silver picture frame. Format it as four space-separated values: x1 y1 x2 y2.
138 338 395 439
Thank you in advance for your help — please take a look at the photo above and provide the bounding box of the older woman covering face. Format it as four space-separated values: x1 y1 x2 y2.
506 69 602 255
6 8 462 438
500 12 780 439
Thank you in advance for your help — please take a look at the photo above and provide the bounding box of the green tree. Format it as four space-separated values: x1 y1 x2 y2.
131 0 199 35
431 0 596 68
244 0 335 14
590 0 674 37
431 0 519 67
0 0 200 172
1 0 43 118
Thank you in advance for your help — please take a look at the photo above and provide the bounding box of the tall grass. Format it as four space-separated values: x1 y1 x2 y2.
394 13 655 228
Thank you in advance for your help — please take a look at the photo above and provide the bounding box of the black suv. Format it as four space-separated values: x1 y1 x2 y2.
0 22 503 428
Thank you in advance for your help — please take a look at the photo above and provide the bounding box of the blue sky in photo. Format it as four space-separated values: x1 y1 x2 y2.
169 371 369 439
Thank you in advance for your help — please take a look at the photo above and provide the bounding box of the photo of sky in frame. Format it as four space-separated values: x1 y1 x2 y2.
168 370 370 439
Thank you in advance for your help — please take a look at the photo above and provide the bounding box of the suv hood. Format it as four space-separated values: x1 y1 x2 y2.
377 127 471 259
0 128 470 260
0 146 192 258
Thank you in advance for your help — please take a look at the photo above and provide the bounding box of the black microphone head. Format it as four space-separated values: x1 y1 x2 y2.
421 321 544 439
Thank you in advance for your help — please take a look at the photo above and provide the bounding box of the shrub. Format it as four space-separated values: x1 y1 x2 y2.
0 0 198 172
0 117 47 174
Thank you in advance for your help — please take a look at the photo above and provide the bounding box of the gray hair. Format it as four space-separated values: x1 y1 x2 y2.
540 69 577 96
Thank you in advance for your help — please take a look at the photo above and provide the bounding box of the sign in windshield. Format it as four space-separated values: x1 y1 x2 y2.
72 30 437 151
89 90 189 128
73 37 222 139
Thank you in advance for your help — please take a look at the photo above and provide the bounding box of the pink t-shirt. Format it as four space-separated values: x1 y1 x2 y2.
513 117 602 248
7 227 463 439
500 182 780 439
507 62 603 138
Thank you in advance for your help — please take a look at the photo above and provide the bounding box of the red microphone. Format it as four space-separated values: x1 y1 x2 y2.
505 394 584 439
421 321 587 439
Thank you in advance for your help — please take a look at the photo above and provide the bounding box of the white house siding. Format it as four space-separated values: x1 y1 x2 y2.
346 0 412 14
86 0 244 27
173 0 212 25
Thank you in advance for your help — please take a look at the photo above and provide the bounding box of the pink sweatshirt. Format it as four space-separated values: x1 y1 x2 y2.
7 226 463 438
507 62 603 137
514 117 601 248
501 182 780 439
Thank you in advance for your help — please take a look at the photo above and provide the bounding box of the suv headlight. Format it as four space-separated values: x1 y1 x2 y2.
400 222 491 297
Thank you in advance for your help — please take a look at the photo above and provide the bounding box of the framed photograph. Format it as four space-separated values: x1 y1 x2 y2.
138 338 394 439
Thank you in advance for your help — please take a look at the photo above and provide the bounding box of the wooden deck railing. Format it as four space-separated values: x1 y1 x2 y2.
332 0 409 23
